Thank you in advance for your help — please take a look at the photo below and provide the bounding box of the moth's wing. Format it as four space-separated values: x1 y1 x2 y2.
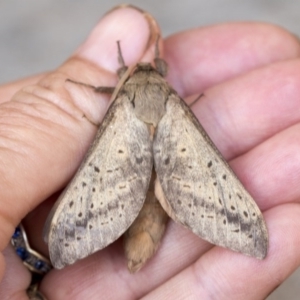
153 93 268 259
44 95 153 269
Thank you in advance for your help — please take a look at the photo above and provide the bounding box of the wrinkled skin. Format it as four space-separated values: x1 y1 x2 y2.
1 5 300 300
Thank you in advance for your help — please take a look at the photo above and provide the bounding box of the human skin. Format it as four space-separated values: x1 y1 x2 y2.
1 5 300 300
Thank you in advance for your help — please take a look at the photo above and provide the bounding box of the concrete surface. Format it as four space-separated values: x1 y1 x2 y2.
1 1 299 299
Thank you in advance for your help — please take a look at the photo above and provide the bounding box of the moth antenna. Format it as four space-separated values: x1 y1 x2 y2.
66 79 115 94
154 35 168 77
117 41 128 78
155 35 160 59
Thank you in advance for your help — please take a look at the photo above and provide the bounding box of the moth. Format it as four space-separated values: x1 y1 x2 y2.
44 37 268 273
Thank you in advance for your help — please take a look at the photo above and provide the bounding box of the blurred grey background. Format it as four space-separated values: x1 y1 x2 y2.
1 1 299 299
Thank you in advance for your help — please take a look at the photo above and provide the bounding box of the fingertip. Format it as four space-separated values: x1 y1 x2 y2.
76 5 161 72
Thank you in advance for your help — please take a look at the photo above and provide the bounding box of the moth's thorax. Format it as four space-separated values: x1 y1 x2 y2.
121 64 171 127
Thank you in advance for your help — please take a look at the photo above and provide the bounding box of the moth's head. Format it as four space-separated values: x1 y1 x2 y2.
135 62 155 72
134 60 168 77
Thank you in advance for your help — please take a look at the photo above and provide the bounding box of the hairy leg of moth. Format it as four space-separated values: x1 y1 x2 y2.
66 41 130 96
189 93 204 108
66 79 115 94
124 171 169 273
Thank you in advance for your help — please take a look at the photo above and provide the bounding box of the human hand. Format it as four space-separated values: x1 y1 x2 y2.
1 5 300 299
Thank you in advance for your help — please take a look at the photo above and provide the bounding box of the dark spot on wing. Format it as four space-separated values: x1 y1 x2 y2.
118 149 124 153
94 166 100 172
232 229 240 233
82 182 87 187
240 222 252 233
69 201 74 208
207 161 212 168
78 212 82 217
181 148 186 152
213 182 217 186
136 157 143 164
223 219 227 225
231 206 236 211
92 188 96 192
243 211 248 218
107 170 112 173
172 176 181 181
89 225 93 229
188 203 192 208
64 243 69 247
65 229 75 238
164 157 170 165
77 237 81 241
76 218 88 227
218 198 222 205
237 193 242 199
227 213 239 225
177 200 182 205
222 174 226 180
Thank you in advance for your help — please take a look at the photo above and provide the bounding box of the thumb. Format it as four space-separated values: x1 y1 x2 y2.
0 4 160 273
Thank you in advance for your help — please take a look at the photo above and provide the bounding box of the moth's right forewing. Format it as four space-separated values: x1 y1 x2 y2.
153 93 268 259
44 95 153 269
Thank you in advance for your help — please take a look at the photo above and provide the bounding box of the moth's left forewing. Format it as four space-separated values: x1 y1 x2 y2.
44 94 153 268
153 92 268 259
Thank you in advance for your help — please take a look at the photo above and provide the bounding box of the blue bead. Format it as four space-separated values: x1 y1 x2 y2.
12 227 21 239
34 260 45 270
16 247 28 260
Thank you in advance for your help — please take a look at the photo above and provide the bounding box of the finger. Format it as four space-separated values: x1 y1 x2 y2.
0 5 160 258
0 74 46 104
191 59 300 160
231 122 300 210
141 204 300 300
165 22 300 96
0 245 30 300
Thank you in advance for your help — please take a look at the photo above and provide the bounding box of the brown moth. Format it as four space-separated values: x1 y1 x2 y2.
44 38 268 273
